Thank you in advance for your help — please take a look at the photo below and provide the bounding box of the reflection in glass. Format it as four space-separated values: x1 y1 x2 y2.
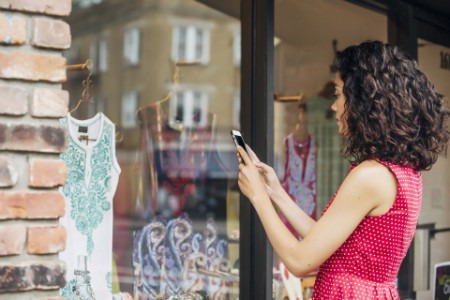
64 1 241 299
273 1 387 299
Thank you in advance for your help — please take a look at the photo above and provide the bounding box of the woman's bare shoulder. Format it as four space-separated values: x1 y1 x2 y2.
346 159 397 215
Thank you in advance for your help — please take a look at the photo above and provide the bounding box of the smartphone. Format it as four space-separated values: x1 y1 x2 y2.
230 130 248 153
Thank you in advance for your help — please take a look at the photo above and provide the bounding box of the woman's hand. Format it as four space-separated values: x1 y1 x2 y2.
240 145 284 199
237 146 268 204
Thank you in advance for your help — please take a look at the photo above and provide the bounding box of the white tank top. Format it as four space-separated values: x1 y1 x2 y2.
59 112 121 299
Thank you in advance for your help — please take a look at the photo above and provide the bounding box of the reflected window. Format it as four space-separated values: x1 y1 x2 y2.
233 89 240 128
124 28 141 66
89 39 98 73
98 37 108 73
234 31 241 66
170 90 208 128
172 23 211 63
121 91 139 128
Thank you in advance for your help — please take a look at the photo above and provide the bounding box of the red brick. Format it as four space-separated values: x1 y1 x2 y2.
0 85 28 116
29 158 66 188
0 155 18 187
0 51 66 82
27 225 66 254
0 191 65 219
0 13 26 46
31 88 69 118
33 17 71 50
0 225 26 255
0 261 66 292
0 0 71 17
0 123 67 153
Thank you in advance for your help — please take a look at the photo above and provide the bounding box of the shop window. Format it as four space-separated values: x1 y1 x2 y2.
98 37 108 73
169 89 208 128
124 28 141 66
121 91 139 128
172 25 210 64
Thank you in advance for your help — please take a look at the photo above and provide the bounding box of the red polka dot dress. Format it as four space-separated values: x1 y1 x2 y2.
312 161 422 299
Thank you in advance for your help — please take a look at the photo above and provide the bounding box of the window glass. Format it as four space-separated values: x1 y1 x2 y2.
63 1 241 299
273 1 387 299
121 91 138 129
124 28 140 66
173 24 210 63
414 39 450 295
98 37 108 73
89 39 98 73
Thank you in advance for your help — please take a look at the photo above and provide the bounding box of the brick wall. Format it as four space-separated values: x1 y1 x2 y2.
0 0 71 299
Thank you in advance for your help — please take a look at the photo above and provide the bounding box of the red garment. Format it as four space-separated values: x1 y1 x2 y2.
313 161 422 300
280 134 317 238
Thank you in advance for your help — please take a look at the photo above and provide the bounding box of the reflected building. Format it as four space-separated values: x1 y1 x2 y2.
63 0 242 297
65 0 241 150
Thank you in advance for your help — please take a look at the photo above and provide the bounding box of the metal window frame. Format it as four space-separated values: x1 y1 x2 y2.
240 0 274 299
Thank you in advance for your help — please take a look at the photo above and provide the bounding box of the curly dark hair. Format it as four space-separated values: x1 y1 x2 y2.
334 40 449 171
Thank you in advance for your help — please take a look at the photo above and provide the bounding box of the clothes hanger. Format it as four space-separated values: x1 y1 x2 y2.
274 93 304 102
68 59 94 114
135 59 200 126
66 59 123 143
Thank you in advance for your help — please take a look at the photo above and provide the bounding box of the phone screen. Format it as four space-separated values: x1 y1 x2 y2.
230 130 247 152
234 135 246 149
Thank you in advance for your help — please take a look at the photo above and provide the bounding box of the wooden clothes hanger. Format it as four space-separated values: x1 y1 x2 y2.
66 59 123 143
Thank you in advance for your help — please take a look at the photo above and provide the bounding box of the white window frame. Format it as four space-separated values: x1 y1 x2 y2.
124 28 141 66
172 24 211 64
169 89 209 128
98 37 108 73
121 91 139 128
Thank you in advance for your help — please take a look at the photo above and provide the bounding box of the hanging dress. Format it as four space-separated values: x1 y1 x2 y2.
59 112 121 299
280 133 317 238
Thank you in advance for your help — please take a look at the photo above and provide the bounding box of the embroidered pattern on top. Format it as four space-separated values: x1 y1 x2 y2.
60 117 114 257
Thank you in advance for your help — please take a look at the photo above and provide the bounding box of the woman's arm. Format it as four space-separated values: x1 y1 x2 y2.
244 145 316 238
238 147 397 277
267 183 316 239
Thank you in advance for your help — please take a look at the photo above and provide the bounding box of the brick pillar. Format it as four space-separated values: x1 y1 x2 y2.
0 0 71 299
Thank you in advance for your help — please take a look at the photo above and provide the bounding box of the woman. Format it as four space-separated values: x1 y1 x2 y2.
237 40 449 299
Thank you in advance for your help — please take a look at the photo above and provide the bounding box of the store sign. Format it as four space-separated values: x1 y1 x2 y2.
433 261 450 300
440 51 450 71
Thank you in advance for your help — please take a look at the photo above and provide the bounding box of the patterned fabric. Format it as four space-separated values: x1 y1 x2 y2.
313 161 422 300
132 103 231 300
59 113 121 300
135 103 228 220
133 215 231 300
280 134 317 238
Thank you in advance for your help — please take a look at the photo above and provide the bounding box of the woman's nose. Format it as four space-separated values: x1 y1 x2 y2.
331 101 337 112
